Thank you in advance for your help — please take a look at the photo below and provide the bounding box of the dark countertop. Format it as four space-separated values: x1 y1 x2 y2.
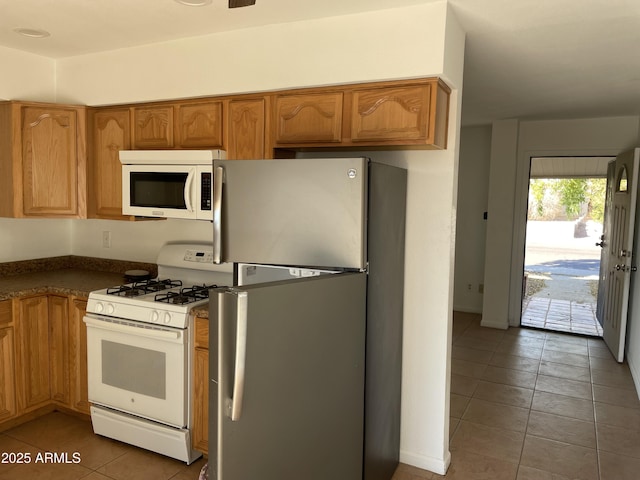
0 255 157 301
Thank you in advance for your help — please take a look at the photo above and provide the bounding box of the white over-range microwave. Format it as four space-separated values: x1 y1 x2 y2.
120 149 226 220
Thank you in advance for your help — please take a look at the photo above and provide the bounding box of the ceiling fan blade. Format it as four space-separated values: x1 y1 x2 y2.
229 0 256 7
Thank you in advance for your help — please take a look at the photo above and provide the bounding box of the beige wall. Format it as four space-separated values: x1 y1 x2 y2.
1 2 465 475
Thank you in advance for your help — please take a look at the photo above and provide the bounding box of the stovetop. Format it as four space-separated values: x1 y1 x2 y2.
86 243 232 328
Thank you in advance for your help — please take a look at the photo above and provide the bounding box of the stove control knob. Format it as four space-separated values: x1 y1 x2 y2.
95 302 104 313
106 304 115 315
151 311 159 323
163 312 172 324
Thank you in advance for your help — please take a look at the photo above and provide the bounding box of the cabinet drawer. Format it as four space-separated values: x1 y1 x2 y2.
194 317 209 349
0 300 12 326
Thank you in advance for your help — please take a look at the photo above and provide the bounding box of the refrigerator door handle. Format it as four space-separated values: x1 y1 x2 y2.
213 165 224 264
229 290 248 421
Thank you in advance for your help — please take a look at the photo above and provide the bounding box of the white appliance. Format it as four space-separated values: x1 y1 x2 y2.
84 242 232 464
120 149 226 220
209 158 407 480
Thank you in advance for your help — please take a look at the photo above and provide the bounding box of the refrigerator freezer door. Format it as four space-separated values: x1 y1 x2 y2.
211 272 366 480
213 157 368 269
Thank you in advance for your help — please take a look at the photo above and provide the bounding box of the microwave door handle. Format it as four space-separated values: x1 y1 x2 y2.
213 166 224 264
184 169 195 213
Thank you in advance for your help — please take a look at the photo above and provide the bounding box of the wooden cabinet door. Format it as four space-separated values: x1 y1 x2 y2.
21 106 80 216
15 296 50 412
69 297 89 414
227 99 265 160
274 93 343 145
90 108 131 218
192 347 209 454
49 295 69 407
132 105 174 148
176 101 223 148
0 326 16 422
349 84 431 143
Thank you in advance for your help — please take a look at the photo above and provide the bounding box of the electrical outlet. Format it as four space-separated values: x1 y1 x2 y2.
467 283 472 291
102 231 111 248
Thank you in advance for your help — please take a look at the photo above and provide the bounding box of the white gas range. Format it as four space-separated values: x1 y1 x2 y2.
84 242 232 464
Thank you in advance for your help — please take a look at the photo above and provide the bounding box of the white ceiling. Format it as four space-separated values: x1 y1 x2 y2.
1 0 640 126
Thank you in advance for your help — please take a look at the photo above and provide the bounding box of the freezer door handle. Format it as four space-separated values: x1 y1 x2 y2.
213 166 224 264
229 291 248 421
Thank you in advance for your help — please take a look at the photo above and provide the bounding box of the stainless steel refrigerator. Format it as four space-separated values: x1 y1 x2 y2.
209 157 406 480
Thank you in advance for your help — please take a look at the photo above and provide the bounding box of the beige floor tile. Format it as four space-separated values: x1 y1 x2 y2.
0 458 92 480
520 435 598 480
538 360 590 382
4 411 94 450
526 411 596 448
462 325 507 344
594 401 640 429
596 422 640 459
591 367 637 390
450 393 471 419
516 465 571 479
169 457 208 480
451 374 480 397
544 332 588 347
589 354 628 373
540 349 589 368
498 335 545 350
450 420 525 464
593 384 640 409
393 462 437 480
97 447 185 480
530 391 594 422
452 358 488 379
454 336 500 352
452 345 494 364
480 365 538 389
535 374 592 400
495 343 543 360
462 398 529 432
598 450 640 480
444 449 518 480
79 473 117 480
489 352 541 373
588 344 614 358
61 431 133 470
450 417 460 440
473 381 534 409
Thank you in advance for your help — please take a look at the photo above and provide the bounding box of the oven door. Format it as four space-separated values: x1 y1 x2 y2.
84 314 188 427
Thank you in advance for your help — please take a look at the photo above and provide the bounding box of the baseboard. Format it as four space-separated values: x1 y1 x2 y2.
480 317 509 330
626 351 640 401
452 305 483 314
399 448 451 476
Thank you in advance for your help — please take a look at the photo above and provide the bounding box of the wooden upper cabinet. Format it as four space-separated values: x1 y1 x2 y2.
347 80 450 148
176 101 223 148
89 108 131 219
22 107 81 216
227 98 266 159
274 92 343 145
132 105 174 149
350 85 430 142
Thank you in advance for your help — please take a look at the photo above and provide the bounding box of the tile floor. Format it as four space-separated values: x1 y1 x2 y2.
2 312 638 480
521 296 603 337
395 311 639 480
0 412 206 480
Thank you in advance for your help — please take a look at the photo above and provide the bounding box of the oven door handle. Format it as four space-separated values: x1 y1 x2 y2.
83 316 182 342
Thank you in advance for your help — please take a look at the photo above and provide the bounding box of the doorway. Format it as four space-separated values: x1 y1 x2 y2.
520 156 612 336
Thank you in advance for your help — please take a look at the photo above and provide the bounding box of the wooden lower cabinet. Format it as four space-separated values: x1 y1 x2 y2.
0 294 89 430
69 296 90 414
49 295 70 406
192 316 209 454
15 295 51 413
